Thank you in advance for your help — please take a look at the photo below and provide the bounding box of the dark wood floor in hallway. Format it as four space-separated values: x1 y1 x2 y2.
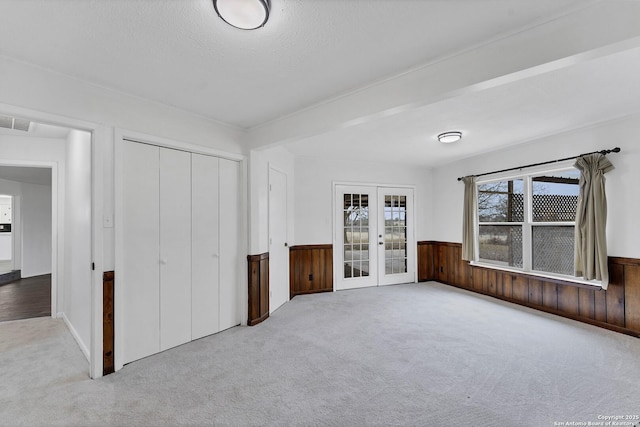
0 274 51 322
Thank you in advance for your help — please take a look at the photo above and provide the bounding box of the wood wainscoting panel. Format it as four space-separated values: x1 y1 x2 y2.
512 275 528 302
103 271 115 376
417 242 433 281
578 288 596 320
472 268 485 293
247 253 269 326
542 282 558 310
528 279 543 307
606 262 625 328
594 289 607 323
500 272 513 300
289 245 333 298
625 264 640 331
486 269 498 296
416 241 640 338
557 285 580 316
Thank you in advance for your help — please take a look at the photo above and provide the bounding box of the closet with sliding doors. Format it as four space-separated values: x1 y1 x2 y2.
118 139 241 365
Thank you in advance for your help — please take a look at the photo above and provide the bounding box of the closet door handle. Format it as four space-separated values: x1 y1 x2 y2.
160 259 167 265
212 253 219 258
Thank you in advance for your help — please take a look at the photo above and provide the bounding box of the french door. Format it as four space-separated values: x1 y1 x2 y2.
335 185 415 290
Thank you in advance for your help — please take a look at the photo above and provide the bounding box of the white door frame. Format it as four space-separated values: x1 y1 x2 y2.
333 182 417 291
0 101 105 379
114 128 248 372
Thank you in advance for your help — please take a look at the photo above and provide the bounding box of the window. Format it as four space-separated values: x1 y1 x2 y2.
343 193 370 278
476 167 580 279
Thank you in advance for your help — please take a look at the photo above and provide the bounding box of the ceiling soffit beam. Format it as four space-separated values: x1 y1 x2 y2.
247 1 640 150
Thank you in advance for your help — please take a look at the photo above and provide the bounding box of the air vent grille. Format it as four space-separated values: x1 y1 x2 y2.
0 116 12 129
0 115 31 132
13 118 30 131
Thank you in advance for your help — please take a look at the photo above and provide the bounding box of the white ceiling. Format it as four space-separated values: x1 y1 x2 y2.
285 45 640 166
1 0 639 166
0 166 52 186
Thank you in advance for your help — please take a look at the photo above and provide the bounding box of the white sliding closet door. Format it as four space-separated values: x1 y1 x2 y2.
122 141 160 363
120 140 243 366
159 148 192 351
191 154 220 339
219 158 241 331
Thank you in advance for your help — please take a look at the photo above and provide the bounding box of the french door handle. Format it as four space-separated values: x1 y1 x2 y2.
378 242 384 245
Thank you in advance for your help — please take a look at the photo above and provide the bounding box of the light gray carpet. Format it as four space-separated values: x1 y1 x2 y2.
1 282 639 426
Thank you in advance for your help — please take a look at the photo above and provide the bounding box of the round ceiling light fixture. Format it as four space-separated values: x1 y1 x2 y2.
437 131 462 144
213 0 270 30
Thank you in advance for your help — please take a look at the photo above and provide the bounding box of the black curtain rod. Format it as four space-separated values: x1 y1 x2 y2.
456 147 621 181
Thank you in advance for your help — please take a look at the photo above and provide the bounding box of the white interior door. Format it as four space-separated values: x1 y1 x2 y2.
122 141 160 363
159 148 192 351
377 187 415 286
269 167 289 313
191 154 220 340
335 186 378 290
219 158 241 331
335 185 415 290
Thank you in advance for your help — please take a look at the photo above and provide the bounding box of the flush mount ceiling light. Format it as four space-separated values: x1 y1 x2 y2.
437 131 462 144
213 0 270 30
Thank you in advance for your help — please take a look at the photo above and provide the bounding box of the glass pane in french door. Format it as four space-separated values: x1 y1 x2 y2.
383 195 407 275
343 193 370 278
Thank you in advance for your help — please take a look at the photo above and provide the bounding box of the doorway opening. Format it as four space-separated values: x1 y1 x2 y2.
0 194 13 274
0 115 93 361
0 173 53 322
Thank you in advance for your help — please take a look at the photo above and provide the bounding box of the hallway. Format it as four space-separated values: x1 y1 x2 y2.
0 274 50 322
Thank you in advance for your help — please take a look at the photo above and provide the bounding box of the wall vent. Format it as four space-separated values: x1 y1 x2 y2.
0 115 31 132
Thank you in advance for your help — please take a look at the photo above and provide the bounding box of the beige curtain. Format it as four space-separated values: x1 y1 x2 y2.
574 153 614 288
462 176 477 261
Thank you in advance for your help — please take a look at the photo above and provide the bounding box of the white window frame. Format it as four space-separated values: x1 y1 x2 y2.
471 161 601 287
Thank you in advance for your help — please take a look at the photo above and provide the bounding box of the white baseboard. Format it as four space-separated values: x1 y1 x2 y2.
61 312 90 362
21 270 52 279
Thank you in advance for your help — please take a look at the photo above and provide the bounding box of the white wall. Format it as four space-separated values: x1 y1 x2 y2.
0 57 244 155
63 130 92 355
430 114 640 259
13 195 21 270
0 57 246 274
293 156 433 245
249 146 295 254
21 181 52 277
